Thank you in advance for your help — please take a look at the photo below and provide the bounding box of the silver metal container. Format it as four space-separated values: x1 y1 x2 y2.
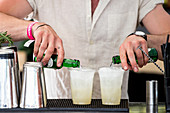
0 49 18 108
1 46 21 104
146 80 158 105
20 62 47 108
146 105 158 113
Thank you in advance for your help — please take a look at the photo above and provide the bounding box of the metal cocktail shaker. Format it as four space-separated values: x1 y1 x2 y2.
146 80 158 113
0 49 18 108
146 80 158 105
1 46 21 104
20 62 47 108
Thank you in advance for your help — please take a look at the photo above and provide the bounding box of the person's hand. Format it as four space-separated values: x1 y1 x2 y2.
32 23 65 67
119 35 149 72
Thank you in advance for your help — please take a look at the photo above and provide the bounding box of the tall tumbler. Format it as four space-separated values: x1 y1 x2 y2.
146 80 158 105
146 80 158 113
98 67 124 105
20 62 47 108
0 49 18 108
1 46 21 104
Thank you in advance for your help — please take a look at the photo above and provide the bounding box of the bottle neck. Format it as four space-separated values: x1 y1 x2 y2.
112 48 158 64
34 54 80 68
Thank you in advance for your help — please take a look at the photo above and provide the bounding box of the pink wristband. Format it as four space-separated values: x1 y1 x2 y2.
27 22 38 40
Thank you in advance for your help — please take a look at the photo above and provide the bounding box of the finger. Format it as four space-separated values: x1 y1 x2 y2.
56 39 64 67
141 40 148 65
36 36 48 62
128 65 133 70
33 32 42 57
41 41 54 66
53 48 58 55
134 46 144 68
119 46 129 71
127 46 139 72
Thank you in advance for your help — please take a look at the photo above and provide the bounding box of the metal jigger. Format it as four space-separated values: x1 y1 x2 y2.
0 49 18 108
20 62 47 108
146 80 158 113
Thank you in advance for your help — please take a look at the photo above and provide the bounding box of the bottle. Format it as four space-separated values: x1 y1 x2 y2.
34 54 80 69
112 48 158 64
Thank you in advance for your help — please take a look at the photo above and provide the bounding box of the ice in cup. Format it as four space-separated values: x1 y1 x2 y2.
69 68 95 105
98 67 124 105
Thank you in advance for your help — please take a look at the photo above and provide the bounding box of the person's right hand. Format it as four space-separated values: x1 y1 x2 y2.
32 22 65 67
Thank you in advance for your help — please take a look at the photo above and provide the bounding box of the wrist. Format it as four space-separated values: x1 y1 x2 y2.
27 22 38 40
128 31 147 41
31 23 50 39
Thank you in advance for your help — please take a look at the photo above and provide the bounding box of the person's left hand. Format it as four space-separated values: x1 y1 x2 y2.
119 35 149 72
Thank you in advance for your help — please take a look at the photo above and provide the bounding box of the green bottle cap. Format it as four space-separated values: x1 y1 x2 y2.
72 60 80 68
112 55 121 64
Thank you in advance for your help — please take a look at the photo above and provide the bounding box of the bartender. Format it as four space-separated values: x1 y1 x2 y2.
0 0 169 100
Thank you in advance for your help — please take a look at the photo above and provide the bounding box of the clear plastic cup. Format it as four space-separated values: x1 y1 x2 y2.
69 68 95 105
98 67 124 105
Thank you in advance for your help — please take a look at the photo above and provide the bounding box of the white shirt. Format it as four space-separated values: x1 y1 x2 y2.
27 0 164 99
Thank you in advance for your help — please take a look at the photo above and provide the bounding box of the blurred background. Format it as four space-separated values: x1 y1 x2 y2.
2 0 170 102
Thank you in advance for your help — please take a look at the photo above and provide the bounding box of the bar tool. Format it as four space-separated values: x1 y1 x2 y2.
1 46 21 104
137 45 164 73
146 80 158 113
0 49 18 108
20 62 47 108
162 34 170 111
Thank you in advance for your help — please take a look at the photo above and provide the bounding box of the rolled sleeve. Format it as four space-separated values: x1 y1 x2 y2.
139 0 164 23
27 0 37 18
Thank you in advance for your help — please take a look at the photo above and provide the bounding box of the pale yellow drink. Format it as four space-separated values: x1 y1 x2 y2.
71 88 92 104
98 67 124 105
69 68 95 105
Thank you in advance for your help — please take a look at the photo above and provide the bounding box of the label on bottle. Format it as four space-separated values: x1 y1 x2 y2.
47 58 53 67
24 40 35 47
148 48 151 52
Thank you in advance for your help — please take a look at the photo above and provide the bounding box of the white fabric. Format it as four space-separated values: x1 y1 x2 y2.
27 0 164 99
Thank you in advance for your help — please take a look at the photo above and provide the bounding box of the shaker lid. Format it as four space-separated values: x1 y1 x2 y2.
1 46 17 52
0 49 14 59
24 62 43 67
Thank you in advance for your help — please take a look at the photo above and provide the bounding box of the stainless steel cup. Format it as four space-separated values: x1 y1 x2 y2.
20 62 47 108
146 80 158 105
146 105 158 113
146 80 158 113
0 49 18 108
1 46 21 104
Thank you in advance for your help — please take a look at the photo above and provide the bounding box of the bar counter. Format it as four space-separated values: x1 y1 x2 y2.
130 102 166 113
0 102 166 113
